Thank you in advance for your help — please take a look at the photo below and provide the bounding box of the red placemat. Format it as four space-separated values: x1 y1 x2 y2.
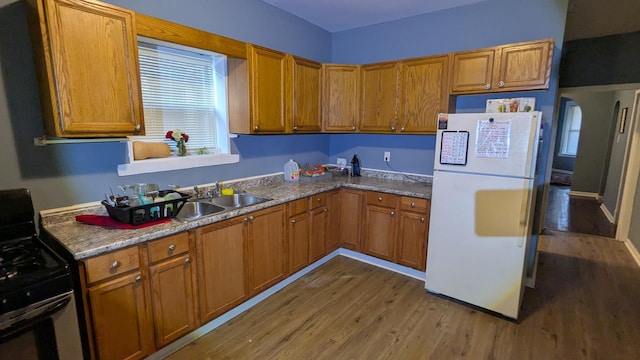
75 215 171 229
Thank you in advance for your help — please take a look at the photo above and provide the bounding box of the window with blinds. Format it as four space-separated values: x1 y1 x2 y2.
137 40 229 154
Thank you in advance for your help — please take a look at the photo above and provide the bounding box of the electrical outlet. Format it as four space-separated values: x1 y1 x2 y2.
384 151 391 162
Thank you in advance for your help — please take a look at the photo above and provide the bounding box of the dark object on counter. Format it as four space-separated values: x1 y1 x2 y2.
101 190 190 226
351 154 361 176
75 215 171 229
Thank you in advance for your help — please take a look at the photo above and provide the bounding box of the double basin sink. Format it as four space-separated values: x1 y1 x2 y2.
177 193 271 222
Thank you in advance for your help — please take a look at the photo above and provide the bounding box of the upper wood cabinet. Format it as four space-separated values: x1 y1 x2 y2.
26 0 144 137
322 64 360 132
359 61 401 133
399 55 450 133
451 38 553 94
230 44 287 134
287 55 322 133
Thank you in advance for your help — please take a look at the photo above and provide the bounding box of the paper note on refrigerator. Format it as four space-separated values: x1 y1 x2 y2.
440 131 469 165
475 120 511 158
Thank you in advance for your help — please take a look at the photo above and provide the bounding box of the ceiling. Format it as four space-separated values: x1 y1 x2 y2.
261 0 640 41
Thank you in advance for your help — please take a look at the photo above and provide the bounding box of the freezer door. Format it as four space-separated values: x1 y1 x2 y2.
425 171 534 319
434 112 541 178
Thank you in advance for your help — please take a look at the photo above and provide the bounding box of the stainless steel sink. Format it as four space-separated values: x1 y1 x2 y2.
210 193 270 208
176 201 225 221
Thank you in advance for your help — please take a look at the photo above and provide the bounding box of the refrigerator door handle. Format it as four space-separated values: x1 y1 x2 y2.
517 184 535 248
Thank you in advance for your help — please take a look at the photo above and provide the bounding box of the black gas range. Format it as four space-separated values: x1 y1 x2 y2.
0 189 73 345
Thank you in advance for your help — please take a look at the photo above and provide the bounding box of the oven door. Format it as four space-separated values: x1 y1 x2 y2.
0 290 83 359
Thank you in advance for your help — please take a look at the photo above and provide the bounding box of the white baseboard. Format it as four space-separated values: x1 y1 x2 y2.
568 190 601 200
599 204 615 224
551 168 573 174
624 239 640 268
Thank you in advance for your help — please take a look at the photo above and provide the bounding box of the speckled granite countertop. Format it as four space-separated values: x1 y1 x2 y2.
40 172 432 261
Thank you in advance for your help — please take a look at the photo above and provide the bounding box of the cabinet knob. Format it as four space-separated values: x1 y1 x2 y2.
168 244 176 251
391 126 395 131
249 215 255 222
134 124 141 133
135 275 142 282
185 257 191 264
111 261 120 269
390 211 395 217
498 81 505 88
324 208 328 212
293 126 298 131
351 126 356 131
484 83 491 90
290 219 296 224
378 197 383 202
421 217 425 223
400 127 405 132
254 125 259 131
410 202 415 208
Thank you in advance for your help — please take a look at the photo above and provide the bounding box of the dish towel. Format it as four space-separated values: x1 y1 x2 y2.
75 215 171 229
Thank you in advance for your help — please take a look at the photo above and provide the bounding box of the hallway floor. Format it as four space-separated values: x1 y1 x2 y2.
544 184 617 238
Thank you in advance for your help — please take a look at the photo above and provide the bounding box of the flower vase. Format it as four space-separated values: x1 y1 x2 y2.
177 139 188 156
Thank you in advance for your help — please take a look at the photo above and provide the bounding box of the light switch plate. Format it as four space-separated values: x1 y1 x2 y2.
336 158 347 167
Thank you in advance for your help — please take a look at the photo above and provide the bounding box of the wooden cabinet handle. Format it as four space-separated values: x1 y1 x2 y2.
400 127 405 132
421 217 425 223
378 197 383 202
135 275 142 282
254 125 259 131
317 198 321 202
293 126 298 131
134 124 141 133
390 211 395 217
498 81 505 88
249 216 255 222
410 202 415 208
484 83 491 90
168 244 176 251
185 257 191 264
391 126 395 131
111 261 120 269
290 219 296 224
324 208 328 212
351 126 356 131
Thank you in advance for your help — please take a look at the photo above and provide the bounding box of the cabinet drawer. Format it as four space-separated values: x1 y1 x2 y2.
148 232 190 263
288 198 308 216
84 246 140 284
365 192 397 208
309 193 327 209
400 197 428 213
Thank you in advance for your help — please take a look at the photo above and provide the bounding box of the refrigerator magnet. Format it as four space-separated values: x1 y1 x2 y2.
438 114 448 129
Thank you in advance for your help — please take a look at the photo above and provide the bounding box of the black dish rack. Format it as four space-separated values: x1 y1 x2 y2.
102 190 190 225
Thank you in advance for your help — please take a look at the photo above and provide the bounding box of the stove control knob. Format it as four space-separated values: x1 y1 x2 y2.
111 261 120 269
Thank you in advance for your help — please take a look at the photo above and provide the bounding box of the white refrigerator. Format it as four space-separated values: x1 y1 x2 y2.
425 111 541 319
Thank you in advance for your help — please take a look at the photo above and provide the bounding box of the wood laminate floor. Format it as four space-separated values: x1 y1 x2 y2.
544 185 616 238
167 232 640 360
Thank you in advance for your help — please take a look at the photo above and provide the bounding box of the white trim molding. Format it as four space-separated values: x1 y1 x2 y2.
568 191 601 200
624 239 640 268
599 204 615 224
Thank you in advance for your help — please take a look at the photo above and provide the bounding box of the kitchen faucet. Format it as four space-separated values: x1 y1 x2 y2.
214 180 222 197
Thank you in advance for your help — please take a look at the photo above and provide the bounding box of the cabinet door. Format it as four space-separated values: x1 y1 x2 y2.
399 55 450 133
250 205 286 294
325 190 341 252
397 211 428 270
309 205 328 262
363 203 397 262
360 61 400 133
493 39 553 91
340 189 362 251
33 0 143 137
288 55 322 132
149 254 196 348
88 272 153 360
322 64 360 132
450 49 496 93
249 45 286 133
288 212 309 274
196 217 249 323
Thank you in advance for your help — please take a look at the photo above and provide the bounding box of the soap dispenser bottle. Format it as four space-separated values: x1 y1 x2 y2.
351 154 361 176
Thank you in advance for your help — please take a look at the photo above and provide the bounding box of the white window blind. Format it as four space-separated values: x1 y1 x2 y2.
138 41 227 153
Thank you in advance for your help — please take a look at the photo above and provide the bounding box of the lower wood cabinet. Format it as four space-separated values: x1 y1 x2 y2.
147 233 197 348
196 216 249 323
249 205 287 294
309 193 328 262
362 192 398 262
287 198 309 274
396 197 430 271
325 190 341 252
340 189 363 250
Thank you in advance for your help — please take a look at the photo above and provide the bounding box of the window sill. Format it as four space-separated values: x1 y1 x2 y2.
117 153 239 176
